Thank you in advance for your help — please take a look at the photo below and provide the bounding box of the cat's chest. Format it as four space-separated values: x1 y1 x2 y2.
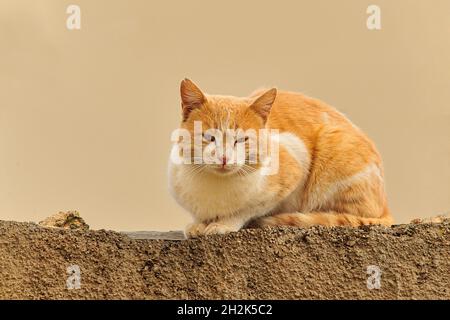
173 169 269 220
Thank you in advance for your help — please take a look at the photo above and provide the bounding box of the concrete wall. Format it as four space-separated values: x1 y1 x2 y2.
0 220 449 299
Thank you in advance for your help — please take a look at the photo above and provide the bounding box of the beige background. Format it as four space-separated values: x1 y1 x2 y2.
0 0 449 231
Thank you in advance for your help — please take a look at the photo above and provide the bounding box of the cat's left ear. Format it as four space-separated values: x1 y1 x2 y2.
180 78 206 121
250 88 277 122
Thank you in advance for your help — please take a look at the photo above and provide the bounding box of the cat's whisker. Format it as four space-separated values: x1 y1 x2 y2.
235 164 257 178
183 164 207 182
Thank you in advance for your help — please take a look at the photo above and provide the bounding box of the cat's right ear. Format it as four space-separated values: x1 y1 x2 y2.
180 78 205 121
249 88 277 123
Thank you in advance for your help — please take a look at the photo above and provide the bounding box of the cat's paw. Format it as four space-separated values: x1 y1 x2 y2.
203 222 236 236
184 222 207 238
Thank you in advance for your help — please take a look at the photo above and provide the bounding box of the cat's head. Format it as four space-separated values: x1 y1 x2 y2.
177 78 277 176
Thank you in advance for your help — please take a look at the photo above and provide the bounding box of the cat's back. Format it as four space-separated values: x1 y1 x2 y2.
265 90 378 159
267 89 382 167
267 90 354 133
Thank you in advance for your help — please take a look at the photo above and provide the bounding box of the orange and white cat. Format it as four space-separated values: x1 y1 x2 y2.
169 79 394 238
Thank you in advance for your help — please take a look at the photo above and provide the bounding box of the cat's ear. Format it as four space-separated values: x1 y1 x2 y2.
249 88 277 122
180 78 205 121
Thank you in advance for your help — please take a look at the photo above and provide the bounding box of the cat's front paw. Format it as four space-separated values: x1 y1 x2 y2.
184 222 207 238
203 222 236 236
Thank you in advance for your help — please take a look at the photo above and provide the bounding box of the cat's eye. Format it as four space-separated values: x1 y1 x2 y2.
203 133 215 142
235 136 249 145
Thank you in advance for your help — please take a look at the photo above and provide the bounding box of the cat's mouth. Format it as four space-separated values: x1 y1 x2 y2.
215 166 232 172
211 165 237 175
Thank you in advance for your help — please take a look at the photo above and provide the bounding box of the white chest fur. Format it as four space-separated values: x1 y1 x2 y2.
168 164 274 221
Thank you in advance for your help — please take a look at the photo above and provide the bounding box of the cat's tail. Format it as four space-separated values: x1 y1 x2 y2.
254 211 394 228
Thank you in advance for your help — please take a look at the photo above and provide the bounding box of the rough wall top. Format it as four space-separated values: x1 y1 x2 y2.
0 220 449 299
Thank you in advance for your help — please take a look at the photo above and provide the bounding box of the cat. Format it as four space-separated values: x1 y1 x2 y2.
168 79 394 238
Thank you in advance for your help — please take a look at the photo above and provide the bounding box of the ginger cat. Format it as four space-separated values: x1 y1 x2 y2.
169 79 394 238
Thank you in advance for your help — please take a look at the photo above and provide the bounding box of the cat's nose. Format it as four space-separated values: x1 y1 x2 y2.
222 156 227 166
